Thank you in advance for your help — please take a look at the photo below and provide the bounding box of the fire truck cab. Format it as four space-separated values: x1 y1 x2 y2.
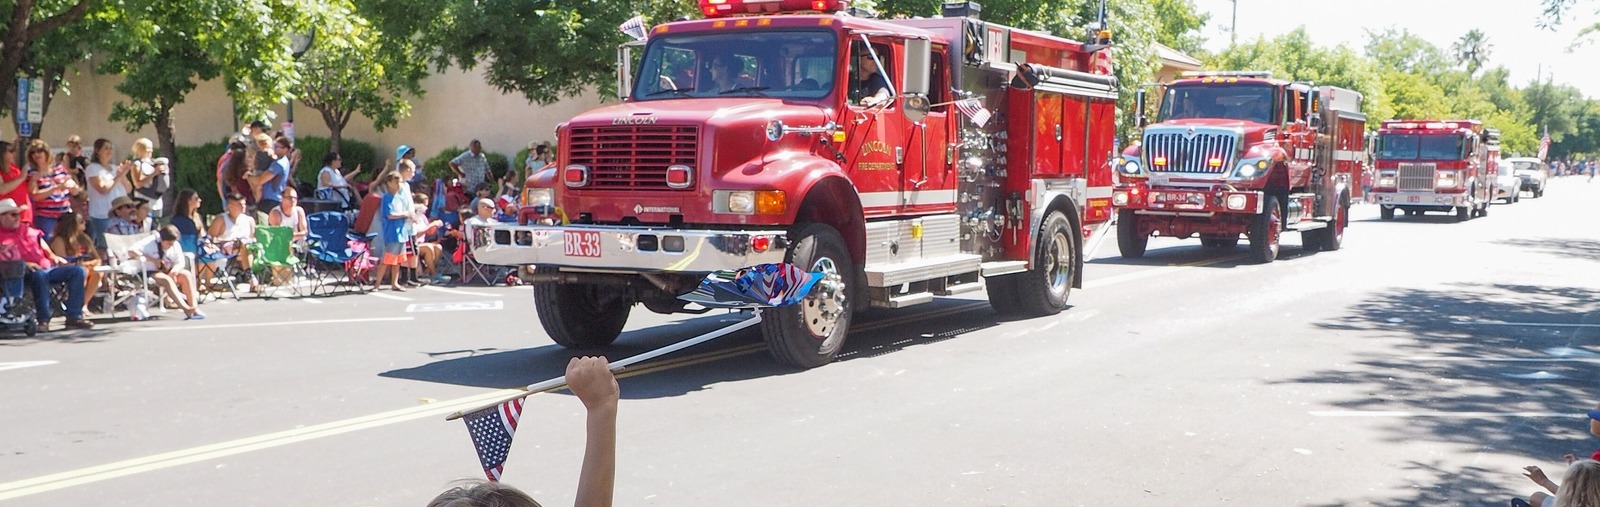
477 0 1119 368
1369 120 1500 221
1112 72 1367 263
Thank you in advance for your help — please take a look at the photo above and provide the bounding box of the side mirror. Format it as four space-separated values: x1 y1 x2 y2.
903 95 931 123
902 38 931 96
1135 89 1148 128
616 45 632 100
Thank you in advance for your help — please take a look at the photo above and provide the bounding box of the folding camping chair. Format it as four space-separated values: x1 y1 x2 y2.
248 225 303 297
305 211 365 295
183 233 241 302
97 232 155 318
455 221 513 285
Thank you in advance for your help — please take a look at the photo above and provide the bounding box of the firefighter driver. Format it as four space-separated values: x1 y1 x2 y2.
850 45 891 107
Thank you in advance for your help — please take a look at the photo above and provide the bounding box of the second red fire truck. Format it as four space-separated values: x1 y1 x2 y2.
1112 71 1368 263
1368 120 1500 221
475 0 1119 368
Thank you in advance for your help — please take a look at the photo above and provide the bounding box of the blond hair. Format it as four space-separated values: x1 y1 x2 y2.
1557 460 1600 507
133 138 153 157
253 133 273 150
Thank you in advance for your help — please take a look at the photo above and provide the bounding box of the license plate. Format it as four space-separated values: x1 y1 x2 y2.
1407 196 1421 203
1155 192 1202 205
563 231 602 258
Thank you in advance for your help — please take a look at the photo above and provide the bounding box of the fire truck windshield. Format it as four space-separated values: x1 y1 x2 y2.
632 30 837 101
1158 84 1276 124
1377 133 1464 160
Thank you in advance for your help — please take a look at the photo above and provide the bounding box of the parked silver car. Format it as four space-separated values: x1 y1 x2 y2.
1495 157 1521 204
1504 157 1548 198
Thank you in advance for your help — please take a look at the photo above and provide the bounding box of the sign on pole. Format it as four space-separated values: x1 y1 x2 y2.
25 79 43 125
15 78 28 128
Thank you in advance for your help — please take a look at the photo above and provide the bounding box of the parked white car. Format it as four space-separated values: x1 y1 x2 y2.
1504 157 1548 198
1495 157 1521 204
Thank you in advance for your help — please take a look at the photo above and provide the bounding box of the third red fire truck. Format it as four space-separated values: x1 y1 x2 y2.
1112 71 1367 263
1368 120 1500 221
474 0 1119 368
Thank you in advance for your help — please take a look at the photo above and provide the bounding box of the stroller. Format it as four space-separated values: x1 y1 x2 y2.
0 260 38 336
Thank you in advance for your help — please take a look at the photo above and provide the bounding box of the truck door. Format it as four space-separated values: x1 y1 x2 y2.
1312 92 1337 214
843 39 905 217
1286 88 1314 187
901 47 955 214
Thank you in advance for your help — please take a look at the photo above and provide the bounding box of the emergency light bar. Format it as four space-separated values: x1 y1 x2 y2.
1384 121 1462 130
1179 70 1272 79
699 0 849 17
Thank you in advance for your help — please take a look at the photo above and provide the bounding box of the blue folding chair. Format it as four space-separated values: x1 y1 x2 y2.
306 211 365 295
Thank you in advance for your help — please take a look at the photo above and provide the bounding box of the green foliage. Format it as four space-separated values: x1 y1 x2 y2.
421 147 510 184
1450 29 1492 76
171 142 228 215
290 136 380 185
1150 0 1209 55
296 0 426 152
1209 28 1385 121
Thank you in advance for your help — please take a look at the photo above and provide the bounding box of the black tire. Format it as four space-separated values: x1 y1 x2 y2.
1116 210 1147 258
533 281 630 348
1380 205 1395 220
24 322 35 337
1199 236 1239 248
761 224 853 369
1316 190 1349 252
1478 201 1490 217
1007 212 1075 317
985 274 1020 316
1454 205 1470 221
1248 195 1282 263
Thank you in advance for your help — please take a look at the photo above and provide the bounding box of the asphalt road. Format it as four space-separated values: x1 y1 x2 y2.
3 177 1598 506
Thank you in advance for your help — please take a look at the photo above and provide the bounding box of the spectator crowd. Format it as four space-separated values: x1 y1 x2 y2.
0 122 557 333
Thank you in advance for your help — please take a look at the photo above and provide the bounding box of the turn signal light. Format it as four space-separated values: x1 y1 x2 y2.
1153 156 1167 166
755 190 786 214
1207 157 1223 167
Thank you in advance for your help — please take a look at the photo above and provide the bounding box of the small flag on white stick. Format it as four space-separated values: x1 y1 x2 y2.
619 15 647 41
955 98 991 127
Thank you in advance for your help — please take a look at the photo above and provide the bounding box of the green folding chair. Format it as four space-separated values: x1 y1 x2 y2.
249 225 303 298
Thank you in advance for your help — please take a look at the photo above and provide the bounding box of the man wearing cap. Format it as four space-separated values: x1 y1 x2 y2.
106 195 146 235
0 198 93 330
450 140 490 192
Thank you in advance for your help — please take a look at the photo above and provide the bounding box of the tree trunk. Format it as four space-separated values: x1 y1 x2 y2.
319 105 345 154
154 99 177 161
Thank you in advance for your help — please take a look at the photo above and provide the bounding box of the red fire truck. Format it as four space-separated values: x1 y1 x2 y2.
1368 120 1500 221
473 0 1119 368
1111 72 1367 263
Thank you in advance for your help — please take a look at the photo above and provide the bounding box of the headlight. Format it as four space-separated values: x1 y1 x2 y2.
1231 158 1269 179
1118 158 1140 175
1377 172 1396 188
1225 194 1248 210
726 191 754 214
714 190 787 215
1112 191 1129 206
1436 170 1461 189
522 187 554 208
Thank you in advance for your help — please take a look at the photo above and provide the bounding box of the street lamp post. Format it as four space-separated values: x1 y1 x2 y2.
287 30 317 137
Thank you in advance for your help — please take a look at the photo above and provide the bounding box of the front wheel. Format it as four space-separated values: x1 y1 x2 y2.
533 281 631 348
1248 195 1282 263
1380 205 1395 220
1455 205 1470 221
761 224 854 369
1116 210 1148 258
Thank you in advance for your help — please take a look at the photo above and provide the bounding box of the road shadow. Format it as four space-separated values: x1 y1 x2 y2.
0 327 114 346
1290 283 1600 504
1308 460 1547 507
1496 238 1600 263
380 298 1021 399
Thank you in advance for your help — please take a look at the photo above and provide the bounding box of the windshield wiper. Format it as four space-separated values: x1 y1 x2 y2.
718 86 770 96
645 87 694 97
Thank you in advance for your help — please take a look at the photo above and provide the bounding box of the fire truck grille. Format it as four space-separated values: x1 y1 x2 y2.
569 125 698 190
1143 132 1239 174
1397 162 1436 191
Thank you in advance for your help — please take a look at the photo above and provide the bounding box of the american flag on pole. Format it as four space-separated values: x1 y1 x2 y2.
1538 130 1552 161
463 397 525 481
618 15 647 41
955 98 991 127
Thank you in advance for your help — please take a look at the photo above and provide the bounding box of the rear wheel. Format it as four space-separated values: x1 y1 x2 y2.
1116 210 1148 258
761 224 853 369
1008 212 1075 317
1248 195 1282 263
1380 205 1395 220
1316 190 1349 251
533 281 631 348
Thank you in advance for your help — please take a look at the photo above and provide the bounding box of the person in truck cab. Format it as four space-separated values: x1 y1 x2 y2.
708 53 750 93
850 47 891 107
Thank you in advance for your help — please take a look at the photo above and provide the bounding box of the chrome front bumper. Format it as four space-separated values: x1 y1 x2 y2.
1368 191 1468 207
471 224 789 273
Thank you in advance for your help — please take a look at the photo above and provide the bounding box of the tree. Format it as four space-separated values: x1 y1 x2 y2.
1449 29 1491 75
296 1 425 153
0 0 93 122
1209 27 1385 122
1364 27 1454 78
97 0 311 160
358 0 693 105
1150 0 1209 55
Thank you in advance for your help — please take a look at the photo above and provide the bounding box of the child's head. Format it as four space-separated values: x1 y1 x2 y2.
380 173 402 194
1557 460 1600 507
426 480 541 507
475 182 492 198
413 192 429 207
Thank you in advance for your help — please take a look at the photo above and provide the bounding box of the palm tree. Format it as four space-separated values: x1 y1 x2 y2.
1451 29 1493 75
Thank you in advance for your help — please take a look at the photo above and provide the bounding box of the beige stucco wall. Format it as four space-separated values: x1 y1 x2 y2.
37 63 611 163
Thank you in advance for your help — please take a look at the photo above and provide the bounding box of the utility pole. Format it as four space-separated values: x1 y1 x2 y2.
1230 0 1238 45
